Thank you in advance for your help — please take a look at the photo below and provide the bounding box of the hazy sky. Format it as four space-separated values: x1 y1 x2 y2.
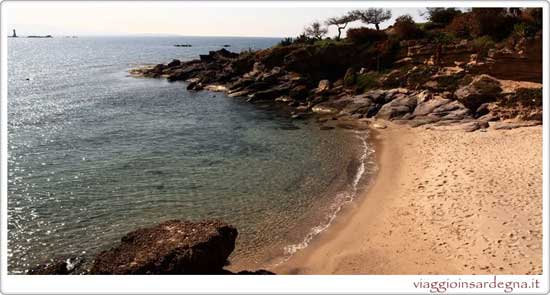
4 2 428 37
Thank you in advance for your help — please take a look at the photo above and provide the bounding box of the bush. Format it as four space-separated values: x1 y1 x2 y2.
373 39 400 70
512 21 540 38
313 38 347 47
447 9 518 40
472 36 495 57
420 22 446 31
425 31 456 45
446 13 473 38
425 8 462 25
521 8 543 28
393 14 423 40
346 27 387 44
513 22 529 38
514 87 542 107
356 72 381 92
343 68 357 88
471 8 516 40
294 33 316 45
278 37 294 47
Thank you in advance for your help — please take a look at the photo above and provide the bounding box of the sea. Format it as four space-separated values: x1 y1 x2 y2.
7 36 375 273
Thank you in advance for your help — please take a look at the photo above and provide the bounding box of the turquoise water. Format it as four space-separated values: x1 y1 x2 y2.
7 36 374 273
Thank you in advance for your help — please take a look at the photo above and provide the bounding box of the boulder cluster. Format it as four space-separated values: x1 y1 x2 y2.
131 38 541 132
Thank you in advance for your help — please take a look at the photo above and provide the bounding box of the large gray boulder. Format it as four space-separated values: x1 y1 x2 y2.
413 97 452 117
454 75 502 110
376 95 417 120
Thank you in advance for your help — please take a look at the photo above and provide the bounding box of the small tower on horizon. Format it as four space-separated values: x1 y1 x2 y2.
11 29 17 38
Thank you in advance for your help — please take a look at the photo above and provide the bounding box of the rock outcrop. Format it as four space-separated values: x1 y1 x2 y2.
130 36 542 132
454 74 502 111
90 220 237 274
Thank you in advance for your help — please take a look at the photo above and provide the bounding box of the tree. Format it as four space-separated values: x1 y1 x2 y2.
424 8 462 25
303 21 328 40
325 13 358 40
351 8 392 31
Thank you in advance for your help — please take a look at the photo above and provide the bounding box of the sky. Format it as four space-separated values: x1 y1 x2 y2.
4 2 428 37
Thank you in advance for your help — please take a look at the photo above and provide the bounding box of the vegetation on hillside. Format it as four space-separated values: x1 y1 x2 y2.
276 7 542 76
138 7 543 126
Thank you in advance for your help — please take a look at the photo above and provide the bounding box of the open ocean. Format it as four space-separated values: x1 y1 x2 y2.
7 36 375 273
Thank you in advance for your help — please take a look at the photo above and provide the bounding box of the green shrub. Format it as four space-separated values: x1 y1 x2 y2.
521 8 542 28
278 37 294 46
447 9 518 40
446 13 473 38
425 31 456 44
472 36 495 57
294 33 316 45
356 72 381 92
512 22 539 38
343 68 357 88
393 14 423 40
346 27 387 44
470 8 517 40
373 39 401 70
420 22 446 31
425 8 463 25
513 22 528 38
515 87 542 107
313 38 348 47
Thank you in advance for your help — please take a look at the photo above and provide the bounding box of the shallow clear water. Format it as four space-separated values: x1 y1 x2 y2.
8 36 374 273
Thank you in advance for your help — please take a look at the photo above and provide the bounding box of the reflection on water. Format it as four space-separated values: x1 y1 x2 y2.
8 36 375 273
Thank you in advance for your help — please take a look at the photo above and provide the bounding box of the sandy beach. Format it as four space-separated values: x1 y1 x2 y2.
276 124 542 275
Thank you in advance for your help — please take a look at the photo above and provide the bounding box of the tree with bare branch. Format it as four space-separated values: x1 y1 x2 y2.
303 21 328 40
351 8 392 31
325 13 358 40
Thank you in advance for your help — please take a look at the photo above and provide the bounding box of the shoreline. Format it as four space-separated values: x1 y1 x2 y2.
227 127 376 273
274 123 542 274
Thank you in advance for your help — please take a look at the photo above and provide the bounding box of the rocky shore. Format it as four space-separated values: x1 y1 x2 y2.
130 34 542 133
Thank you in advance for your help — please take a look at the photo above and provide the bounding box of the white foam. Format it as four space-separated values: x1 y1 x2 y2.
274 131 377 266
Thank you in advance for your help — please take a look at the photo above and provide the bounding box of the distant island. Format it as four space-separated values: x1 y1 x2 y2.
8 29 53 38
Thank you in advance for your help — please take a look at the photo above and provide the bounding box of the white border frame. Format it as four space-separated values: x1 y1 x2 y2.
0 1 548 294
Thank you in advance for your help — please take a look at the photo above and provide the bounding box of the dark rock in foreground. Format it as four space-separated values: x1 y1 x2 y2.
90 220 238 274
27 219 274 275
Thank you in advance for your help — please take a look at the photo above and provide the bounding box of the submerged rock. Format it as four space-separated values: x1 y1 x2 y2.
90 220 237 274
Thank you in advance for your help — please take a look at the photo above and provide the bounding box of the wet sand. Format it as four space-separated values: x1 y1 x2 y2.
275 123 542 274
